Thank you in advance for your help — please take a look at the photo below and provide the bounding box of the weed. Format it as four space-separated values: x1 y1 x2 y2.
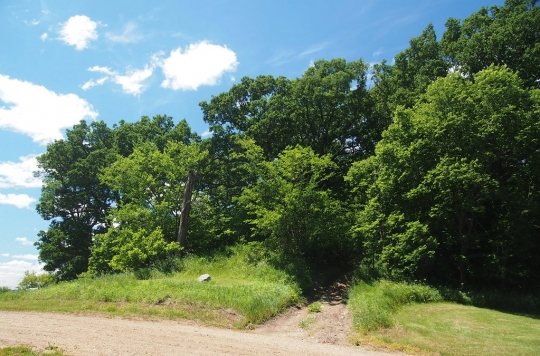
299 316 316 329
307 302 322 313
0 346 67 356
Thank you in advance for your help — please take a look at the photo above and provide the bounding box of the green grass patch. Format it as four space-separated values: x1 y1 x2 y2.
0 346 68 356
299 315 317 329
348 280 540 355
348 280 443 332
307 302 322 313
0 247 300 328
364 303 540 356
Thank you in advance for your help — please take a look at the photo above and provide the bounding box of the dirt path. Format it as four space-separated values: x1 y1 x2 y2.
0 280 403 356
0 309 400 356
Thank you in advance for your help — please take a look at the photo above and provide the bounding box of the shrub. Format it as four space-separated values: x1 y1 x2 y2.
17 271 54 290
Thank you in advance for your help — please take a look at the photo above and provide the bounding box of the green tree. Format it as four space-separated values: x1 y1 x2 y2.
201 59 373 203
17 271 54 290
88 141 206 275
441 0 540 87
239 145 351 271
35 120 117 280
348 66 540 289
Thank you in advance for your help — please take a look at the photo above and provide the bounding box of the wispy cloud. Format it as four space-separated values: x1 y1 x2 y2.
0 74 98 144
12 254 38 260
58 15 98 50
15 237 34 246
24 19 40 26
158 41 238 91
40 33 48 41
297 42 329 58
106 22 143 43
0 193 36 209
267 42 330 67
201 130 212 138
83 65 154 96
373 48 384 57
81 76 108 90
0 155 42 189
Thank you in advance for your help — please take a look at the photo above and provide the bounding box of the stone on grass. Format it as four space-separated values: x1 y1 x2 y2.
198 274 211 282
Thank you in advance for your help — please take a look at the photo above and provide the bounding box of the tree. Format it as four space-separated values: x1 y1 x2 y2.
36 116 198 280
201 59 374 199
238 145 351 270
88 141 206 275
441 0 540 87
348 66 540 289
35 120 117 280
17 271 54 290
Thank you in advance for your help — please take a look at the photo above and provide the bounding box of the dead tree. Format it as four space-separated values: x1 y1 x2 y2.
177 170 197 248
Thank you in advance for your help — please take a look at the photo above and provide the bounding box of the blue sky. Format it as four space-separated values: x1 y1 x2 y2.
0 0 504 288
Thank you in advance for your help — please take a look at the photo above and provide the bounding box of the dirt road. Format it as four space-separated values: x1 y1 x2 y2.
0 310 399 356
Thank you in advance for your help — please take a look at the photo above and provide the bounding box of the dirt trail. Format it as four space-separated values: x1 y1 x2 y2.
0 283 402 356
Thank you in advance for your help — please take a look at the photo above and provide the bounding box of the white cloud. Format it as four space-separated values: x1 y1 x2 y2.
25 19 40 26
0 253 9 257
0 259 43 289
106 22 143 43
15 237 34 246
40 33 48 41
88 66 115 76
373 48 383 57
83 65 153 96
201 130 212 138
0 193 36 209
0 74 98 144
13 254 38 260
297 42 329 58
0 155 41 189
114 66 154 95
81 77 108 90
159 41 238 91
58 15 98 50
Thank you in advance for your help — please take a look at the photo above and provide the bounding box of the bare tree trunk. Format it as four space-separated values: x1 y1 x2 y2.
177 170 197 248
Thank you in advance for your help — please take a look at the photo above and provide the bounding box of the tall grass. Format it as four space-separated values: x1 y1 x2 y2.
348 280 443 332
0 245 300 328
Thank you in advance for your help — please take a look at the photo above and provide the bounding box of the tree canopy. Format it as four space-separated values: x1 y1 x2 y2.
35 0 540 292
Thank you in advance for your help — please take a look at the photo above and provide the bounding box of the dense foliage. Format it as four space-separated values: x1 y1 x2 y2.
35 0 540 292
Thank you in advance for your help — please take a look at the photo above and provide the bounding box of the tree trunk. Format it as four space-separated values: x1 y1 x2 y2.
177 170 197 248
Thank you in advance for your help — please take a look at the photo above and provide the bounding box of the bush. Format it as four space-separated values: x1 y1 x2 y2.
0 286 11 294
17 271 54 290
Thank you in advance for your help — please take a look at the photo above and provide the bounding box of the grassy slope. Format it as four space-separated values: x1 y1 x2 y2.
0 253 300 328
381 303 540 356
348 281 540 355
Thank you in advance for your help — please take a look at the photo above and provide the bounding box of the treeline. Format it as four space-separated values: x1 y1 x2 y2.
35 0 540 291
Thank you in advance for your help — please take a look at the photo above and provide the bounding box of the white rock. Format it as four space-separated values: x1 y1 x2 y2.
198 274 211 282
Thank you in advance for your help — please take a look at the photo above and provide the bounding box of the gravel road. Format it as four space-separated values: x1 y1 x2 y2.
0 311 400 356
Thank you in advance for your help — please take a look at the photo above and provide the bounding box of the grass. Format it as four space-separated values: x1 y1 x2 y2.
0 248 300 328
0 346 68 356
348 280 540 355
307 301 322 313
348 280 443 332
363 303 540 356
299 315 317 330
